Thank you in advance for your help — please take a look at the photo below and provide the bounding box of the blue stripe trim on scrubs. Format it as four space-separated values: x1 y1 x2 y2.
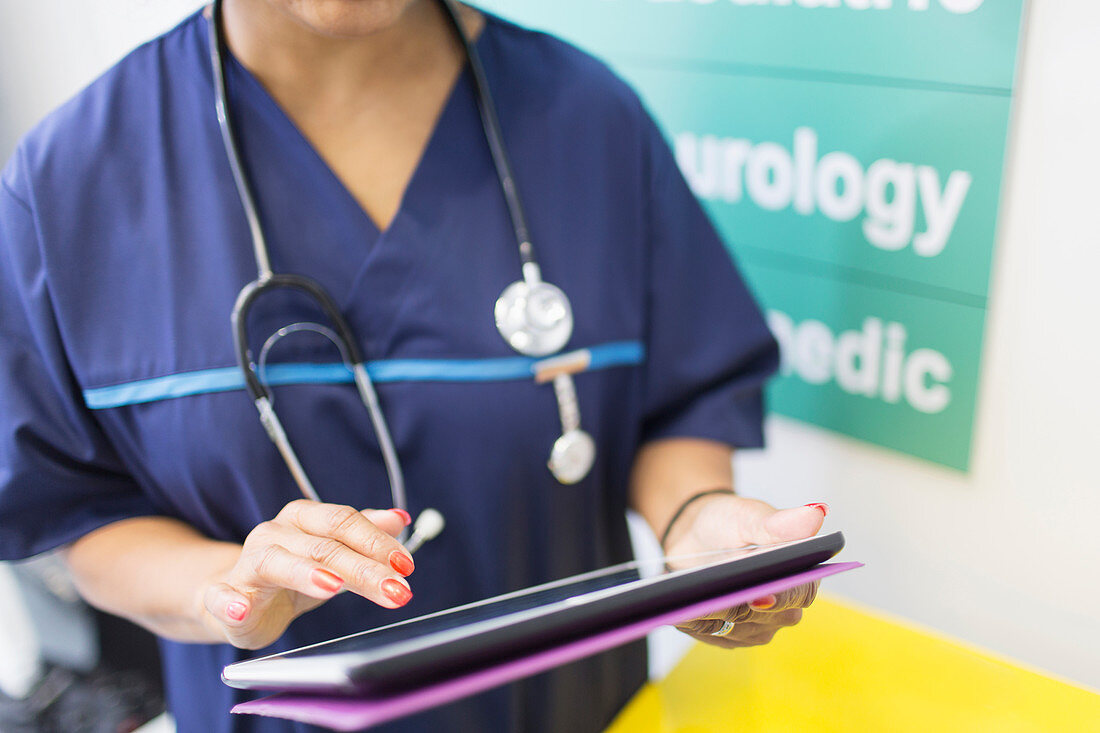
82 340 645 409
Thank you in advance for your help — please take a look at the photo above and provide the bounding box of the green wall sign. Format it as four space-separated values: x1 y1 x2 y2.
478 0 1028 470
478 0 1026 89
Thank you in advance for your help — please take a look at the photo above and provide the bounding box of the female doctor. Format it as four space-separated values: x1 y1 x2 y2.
0 0 828 730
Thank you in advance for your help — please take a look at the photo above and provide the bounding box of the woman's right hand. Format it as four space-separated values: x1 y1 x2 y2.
201 500 415 649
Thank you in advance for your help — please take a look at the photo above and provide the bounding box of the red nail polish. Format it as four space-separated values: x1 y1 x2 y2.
804 502 829 517
226 601 248 621
389 551 415 577
392 508 412 526
751 595 777 610
381 578 412 606
311 568 344 594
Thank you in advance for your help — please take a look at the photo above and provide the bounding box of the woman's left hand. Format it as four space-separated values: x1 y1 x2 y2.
663 494 829 648
676 580 819 648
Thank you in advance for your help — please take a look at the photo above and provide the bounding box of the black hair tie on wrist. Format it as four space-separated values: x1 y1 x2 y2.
658 488 737 552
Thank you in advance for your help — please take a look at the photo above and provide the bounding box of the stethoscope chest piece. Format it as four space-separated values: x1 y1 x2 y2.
495 280 574 357
548 428 596 485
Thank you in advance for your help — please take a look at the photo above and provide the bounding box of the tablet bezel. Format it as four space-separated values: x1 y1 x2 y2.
223 531 843 695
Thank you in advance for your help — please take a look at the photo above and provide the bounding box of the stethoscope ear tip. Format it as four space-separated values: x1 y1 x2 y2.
415 508 446 539
404 507 446 553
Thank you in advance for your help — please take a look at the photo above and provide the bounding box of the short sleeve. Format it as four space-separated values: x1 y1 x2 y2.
0 159 158 561
638 116 779 448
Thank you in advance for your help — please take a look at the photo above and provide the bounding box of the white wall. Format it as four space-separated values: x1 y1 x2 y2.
736 0 1100 688
0 0 206 161
0 0 1096 692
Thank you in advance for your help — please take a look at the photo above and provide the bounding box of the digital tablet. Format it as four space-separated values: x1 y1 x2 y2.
222 531 844 696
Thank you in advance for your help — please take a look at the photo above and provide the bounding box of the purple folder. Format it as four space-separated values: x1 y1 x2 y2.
233 561 861 730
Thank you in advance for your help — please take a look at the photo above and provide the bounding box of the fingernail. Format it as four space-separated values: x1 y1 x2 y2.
311 568 344 594
226 601 248 621
381 578 412 606
804 502 829 517
751 594 777 610
389 550 415 577
392 508 412 526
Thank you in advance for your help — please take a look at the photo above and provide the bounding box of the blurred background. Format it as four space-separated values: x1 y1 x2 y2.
1 0 1097 730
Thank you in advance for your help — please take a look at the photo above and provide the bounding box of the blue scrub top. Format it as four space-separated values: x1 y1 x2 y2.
0 9 777 733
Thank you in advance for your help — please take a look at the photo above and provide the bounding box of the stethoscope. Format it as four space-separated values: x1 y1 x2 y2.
208 0 596 551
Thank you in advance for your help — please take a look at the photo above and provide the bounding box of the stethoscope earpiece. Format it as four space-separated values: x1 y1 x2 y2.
404 508 446 554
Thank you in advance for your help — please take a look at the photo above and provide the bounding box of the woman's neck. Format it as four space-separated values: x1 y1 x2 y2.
220 0 481 113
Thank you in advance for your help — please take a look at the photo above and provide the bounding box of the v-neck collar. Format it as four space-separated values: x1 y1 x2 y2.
194 11 508 357
221 35 484 244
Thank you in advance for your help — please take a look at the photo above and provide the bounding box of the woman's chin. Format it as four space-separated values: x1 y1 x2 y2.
280 0 416 39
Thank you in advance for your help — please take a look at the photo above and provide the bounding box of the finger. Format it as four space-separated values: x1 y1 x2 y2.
688 580 818 634
762 581 820 612
683 632 750 649
748 608 803 628
279 531 415 607
728 623 780 646
680 607 806 648
749 594 778 610
679 623 780 649
677 601 806 633
362 508 411 539
758 503 828 544
676 605 756 633
715 621 782 644
683 605 749 628
685 601 763 625
235 542 347 601
278 500 409 567
204 581 253 629
717 498 826 547
677 617 728 636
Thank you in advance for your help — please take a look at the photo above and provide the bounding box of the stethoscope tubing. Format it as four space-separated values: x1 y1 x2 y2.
209 0 593 530
231 273 365 402
209 0 271 279
212 0 413 521
435 0 538 273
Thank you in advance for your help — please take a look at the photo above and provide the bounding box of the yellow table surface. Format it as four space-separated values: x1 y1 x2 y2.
607 597 1099 732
